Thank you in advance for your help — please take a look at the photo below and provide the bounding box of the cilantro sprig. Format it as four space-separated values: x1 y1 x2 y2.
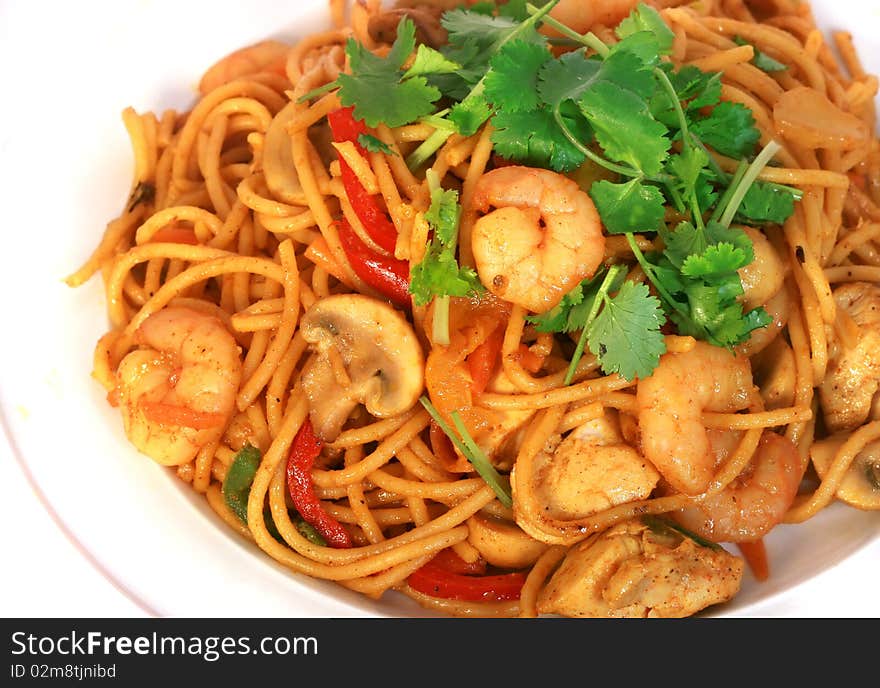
528 264 666 382
332 18 459 128
409 170 483 345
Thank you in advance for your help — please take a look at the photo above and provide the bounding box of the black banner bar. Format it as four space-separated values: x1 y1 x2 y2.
0 618 858 684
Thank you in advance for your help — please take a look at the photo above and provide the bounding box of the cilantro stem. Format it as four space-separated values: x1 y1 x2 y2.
425 168 442 201
654 67 706 228
564 264 626 385
688 133 803 208
655 67 690 145
625 232 691 322
432 295 451 346
295 81 337 104
719 140 782 228
552 108 645 180
527 3 609 57
419 397 513 508
710 159 748 225
406 127 455 170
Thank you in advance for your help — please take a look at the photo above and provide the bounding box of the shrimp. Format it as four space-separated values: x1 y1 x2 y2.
734 228 788 356
198 40 291 94
738 226 786 311
671 430 806 542
819 282 880 433
470 166 606 313
114 307 242 466
537 519 743 618
544 0 641 36
637 341 756 495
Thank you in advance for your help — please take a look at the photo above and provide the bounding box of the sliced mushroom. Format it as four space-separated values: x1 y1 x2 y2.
262 101 307 205
466 512 550 569
300 294 425 442
810 435 880 510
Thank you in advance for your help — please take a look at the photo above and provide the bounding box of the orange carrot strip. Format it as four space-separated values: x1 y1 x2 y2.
140 401 225 430
737 539 770 582
149 223 199 245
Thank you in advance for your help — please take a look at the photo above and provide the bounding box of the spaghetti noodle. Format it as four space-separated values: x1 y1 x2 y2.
68 0 880 617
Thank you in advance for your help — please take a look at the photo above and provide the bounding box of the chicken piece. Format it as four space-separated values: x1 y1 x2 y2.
537 520 744 618
819 282 880 433
529 412 660 520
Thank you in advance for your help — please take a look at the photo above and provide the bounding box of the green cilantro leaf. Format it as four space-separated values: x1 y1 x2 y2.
650 64 721 127
590 178 666 234
537 51 603 108
357 134 395 156
490 104 589 171
587 280 667 381
409 173 482 306
424 185 461 245
666 146 710 195
403 44 462 79
690 101 760 159
336 18 442 127
449 89 494 136
527 265 665 382
615 3 675 55
659 221 705 269
441 8 532 51
735 181 797 225
527 280 587 333
409 251 481 306
579 81 671 176
671 279 771 347
660 220 753 270
485 41 552 113
498 0 553 21
681 242 751 279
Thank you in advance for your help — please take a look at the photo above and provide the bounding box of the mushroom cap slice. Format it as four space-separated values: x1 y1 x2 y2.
263 101 308 205
466 511 549 570
300 294 425 441
810 435 880 510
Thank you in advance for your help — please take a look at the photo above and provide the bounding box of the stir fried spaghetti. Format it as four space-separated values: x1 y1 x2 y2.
67 0 880 617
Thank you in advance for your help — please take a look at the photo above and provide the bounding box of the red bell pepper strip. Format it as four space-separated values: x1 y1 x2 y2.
428 548 487 576
467 323 506 396
286 418 352 549
327 106 399 254
407 549 527 602
336 217 411 309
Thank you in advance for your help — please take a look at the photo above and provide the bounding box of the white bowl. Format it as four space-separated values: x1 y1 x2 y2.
1 0 878 618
